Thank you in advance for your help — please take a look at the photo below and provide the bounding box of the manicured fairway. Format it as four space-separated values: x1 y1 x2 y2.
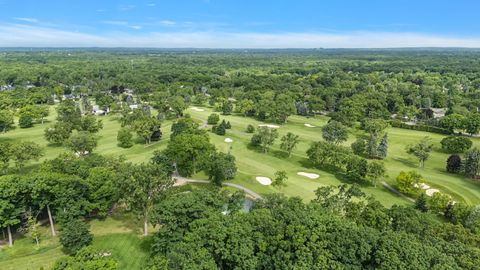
2 105 480 269
186 106 480 206
2 105 480 206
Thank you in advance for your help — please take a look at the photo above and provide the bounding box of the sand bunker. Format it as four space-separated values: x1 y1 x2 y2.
297 172 319 179
258 124 280 129
304 123 315 128
224 138 233 143
420 183 431 190
191 107 205 112
426 188 440 197
256 176 272 185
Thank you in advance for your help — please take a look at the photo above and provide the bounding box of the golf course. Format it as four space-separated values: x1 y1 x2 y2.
3 104 480 207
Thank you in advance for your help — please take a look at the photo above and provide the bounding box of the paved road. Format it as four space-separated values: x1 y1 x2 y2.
382 181 415 202
174 174 262 199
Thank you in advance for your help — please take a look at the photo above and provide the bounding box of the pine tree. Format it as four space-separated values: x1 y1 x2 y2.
377 133 388 159
225 121 231 129
215 122 226 135
415 193 429 212
367 134 378 159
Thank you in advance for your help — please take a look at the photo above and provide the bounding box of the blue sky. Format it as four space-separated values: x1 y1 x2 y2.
1 0 480 47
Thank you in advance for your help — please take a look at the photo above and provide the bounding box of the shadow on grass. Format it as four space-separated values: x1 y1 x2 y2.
298 158 372 187
109 212 143 235
392 157 418 168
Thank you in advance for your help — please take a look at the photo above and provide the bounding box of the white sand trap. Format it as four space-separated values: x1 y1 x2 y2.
419 183 431 190
191 107 204 112
258 124 280 129
256 176 272 185
224 138 233 143
304 123 315 128
426 188 440 197
297 172 319 179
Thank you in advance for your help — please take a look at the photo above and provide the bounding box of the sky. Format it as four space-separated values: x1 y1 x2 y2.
1 0 480 48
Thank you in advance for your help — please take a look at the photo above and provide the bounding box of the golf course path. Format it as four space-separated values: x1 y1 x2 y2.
173 174 262 199
382 181 415 202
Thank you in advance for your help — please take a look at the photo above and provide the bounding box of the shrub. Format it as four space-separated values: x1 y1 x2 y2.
215 123 226 135
396 171 423 196
446 154 462 173
246 124 255 133
19 114 33 128
207 113 220 125
117 128 134 148
441 136 472 153
59 219 93 255
389 120 452 135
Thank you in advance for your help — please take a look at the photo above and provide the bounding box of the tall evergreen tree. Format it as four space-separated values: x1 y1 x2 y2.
367 134 378 159
377 133 388 159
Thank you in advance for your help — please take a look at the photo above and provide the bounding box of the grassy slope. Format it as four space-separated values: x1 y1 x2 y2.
1 105 480 206
2 105 480 269
186 106 480 206
0 214 151 270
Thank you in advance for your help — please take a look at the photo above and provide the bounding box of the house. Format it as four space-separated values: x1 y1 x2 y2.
431 108 446 119
1 85 13 91
91 105 104 115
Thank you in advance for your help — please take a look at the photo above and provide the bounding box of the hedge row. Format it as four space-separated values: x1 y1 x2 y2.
389 120 452 135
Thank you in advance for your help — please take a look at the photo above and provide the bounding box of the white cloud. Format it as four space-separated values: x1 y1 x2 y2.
130 25 142 30
147 3 156 7
159 20 176 26
119 4 135 11
1 24 480 48
102 20 129 26
14 17 38 23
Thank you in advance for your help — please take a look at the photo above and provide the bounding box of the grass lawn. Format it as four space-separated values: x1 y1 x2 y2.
2 104 480 207
0 214 151 270
2 104 480 269
186 106 480 206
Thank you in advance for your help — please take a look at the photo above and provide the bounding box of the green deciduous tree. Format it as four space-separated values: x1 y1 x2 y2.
0 110 14 133
280 132 299 157
121 163 173 236
441 135 472 153
117 128 133 148
56 99 81 128
59 218 93 255
205 152 237 186
66 132 98 156
273 170 288 188
396 171 423 196
0 174 27 246
10 141 43 170
79 115 103 133
166 133 215 176
406 137 433 168
464 148 480 178
464 113 480 135
440 113 466 133
133 117 162 144
250 126 278 153
366 160 386 187
322 120 348 145
44 122 72 144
